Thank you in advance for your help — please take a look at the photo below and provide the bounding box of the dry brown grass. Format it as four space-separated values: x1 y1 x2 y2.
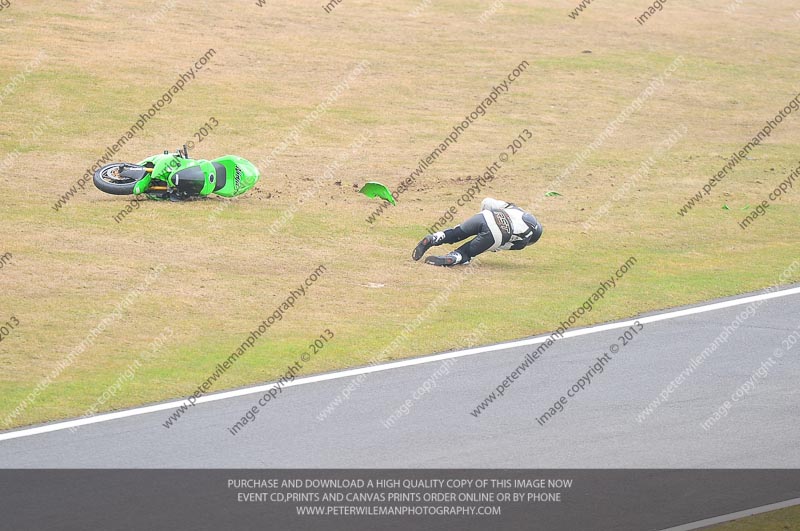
0 0 798 427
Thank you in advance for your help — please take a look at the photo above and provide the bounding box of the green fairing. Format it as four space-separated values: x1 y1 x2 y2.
129 152 259 197
360 182 396 205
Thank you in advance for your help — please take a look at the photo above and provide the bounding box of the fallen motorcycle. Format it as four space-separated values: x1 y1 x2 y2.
93 145 260 200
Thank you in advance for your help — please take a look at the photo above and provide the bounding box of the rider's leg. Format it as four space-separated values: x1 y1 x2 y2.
439 212 486 243
452 230 496 264
423 213 500 266
412 213 487 261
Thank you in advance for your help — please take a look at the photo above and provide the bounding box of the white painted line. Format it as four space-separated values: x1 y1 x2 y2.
658 496 800 531
2 285 799 443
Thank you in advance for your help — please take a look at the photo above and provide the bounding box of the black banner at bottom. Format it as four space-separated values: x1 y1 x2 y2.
1 470 798 530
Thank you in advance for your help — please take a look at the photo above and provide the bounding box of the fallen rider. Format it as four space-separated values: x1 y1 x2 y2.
412 197 543 266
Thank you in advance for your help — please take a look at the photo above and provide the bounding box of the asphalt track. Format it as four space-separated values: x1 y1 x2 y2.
1 285 799 468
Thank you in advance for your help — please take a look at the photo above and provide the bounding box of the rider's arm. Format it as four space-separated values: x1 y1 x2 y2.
508 237 532 250
480 197 511 211
497 212 541 251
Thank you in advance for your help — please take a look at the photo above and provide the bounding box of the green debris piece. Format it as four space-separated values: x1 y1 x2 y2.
359 182 396 205
741 205 751 211
722 204 730 210
544 191 562 197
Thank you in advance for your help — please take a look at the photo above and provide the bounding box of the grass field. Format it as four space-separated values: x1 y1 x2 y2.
0 0 798 428
707 504 800 530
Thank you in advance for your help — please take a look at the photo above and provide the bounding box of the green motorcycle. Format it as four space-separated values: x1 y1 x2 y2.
93 145 260 200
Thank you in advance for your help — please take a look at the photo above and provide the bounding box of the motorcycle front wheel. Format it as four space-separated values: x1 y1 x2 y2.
93 163 147 195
